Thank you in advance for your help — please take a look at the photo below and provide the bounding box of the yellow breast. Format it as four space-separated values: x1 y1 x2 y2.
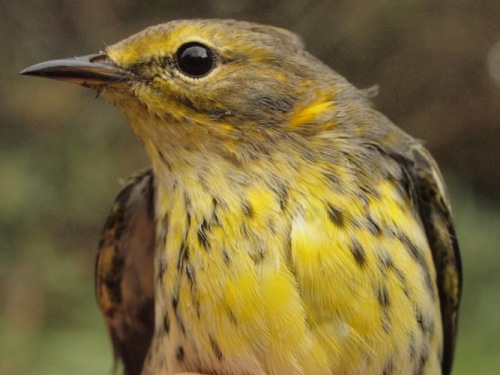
142 147 442 375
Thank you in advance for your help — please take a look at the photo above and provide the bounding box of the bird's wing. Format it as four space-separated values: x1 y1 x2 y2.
96 168 156 375
404 145 462 375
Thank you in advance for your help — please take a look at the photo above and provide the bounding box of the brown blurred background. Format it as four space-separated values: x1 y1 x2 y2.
1 1 499 374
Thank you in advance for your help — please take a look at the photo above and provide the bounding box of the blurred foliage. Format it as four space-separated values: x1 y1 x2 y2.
1 0 499 374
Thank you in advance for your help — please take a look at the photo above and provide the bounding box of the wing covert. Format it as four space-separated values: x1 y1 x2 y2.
96 169 156 375
406 145 462 375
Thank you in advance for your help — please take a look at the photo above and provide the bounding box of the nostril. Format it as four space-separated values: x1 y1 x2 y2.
89 53 109 63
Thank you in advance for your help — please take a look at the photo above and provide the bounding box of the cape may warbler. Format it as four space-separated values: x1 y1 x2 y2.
21 19 461 375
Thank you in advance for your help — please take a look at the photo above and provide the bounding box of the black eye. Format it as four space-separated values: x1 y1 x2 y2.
175 42 215 78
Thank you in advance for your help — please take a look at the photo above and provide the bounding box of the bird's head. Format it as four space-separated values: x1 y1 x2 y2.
21 20 350 162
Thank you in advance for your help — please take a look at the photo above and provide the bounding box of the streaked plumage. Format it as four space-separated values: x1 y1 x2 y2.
22 19 461 375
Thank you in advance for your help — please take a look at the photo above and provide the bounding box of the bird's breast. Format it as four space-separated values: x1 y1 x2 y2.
143 151 443 375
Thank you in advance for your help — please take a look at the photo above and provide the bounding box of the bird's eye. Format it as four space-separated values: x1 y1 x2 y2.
175 42 215 78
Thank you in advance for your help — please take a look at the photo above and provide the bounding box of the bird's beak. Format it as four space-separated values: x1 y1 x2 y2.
20 53 130 87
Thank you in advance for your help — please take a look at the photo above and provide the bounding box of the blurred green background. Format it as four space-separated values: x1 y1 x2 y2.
1 1 499 374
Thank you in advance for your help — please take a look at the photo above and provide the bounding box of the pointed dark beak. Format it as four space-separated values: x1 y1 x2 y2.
20 53 130 86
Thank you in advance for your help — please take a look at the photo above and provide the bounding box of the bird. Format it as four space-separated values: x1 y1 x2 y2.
21 19 461 375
